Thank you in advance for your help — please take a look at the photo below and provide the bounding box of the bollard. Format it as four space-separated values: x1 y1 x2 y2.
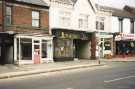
98 60 100 64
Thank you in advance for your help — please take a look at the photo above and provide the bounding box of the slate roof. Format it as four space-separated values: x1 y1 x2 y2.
111 8 135 18
16 0 48 6
96 4 135 18
124 5 135 15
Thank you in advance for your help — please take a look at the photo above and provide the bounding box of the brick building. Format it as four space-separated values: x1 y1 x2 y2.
0 0 53 65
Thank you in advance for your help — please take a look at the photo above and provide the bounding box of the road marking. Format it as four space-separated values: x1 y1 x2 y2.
104 76 135 83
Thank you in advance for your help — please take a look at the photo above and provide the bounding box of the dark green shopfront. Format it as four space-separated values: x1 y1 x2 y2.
52 29 91 61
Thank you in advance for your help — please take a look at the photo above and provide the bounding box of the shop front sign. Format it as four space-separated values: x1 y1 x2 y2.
61 32 80 39
115 33 135 41
96 32 113 38
59 31 88 40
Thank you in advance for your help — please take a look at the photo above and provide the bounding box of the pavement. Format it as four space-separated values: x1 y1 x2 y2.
0 57 135 79
0 60 102 79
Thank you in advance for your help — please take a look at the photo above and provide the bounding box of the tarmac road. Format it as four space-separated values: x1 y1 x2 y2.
0 62 135 89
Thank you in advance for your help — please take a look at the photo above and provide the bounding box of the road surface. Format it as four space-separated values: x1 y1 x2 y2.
0 62 135 89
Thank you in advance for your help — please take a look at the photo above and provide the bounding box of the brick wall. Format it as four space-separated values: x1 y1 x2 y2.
5 3 49 34
12 6 32 26
40 11 49 28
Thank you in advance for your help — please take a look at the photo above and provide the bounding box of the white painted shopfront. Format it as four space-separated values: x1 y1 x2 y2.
14 34 53 65
96 32 113 58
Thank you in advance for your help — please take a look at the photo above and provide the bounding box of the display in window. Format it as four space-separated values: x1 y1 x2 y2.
104 41 111 50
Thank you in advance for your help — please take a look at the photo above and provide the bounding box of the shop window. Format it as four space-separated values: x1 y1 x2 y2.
34 40 40 43
42 40 47 58
21 39 32 60
130 42 134 48
54 39 73 57
104 41 111 50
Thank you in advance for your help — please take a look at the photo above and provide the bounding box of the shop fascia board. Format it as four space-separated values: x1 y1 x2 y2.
97 34 113 38
15 34 54 40
95 31 113 38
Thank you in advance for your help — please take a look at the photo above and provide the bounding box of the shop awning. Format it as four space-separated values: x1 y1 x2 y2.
115 33 135 41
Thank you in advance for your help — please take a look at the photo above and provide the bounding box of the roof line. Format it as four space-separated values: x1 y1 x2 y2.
88 0 96 13
73 0 96 13
6 0 49 8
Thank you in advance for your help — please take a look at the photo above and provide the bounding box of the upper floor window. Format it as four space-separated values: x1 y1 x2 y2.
118 18 123 32
32 11 40 27
130 19 134 33
59 11 71 27
78 15 88 29
5 6 12 26
60 16 70 27
78 19 83 28
96 17 104 30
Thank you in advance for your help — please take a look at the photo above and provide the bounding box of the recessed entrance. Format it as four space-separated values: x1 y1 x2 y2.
0 33 14 64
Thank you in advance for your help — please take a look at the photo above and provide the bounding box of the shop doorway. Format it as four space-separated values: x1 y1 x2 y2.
0 34 14 64
0 44 14 64
74 39 90 59
33 39 41 64
99 38 113 58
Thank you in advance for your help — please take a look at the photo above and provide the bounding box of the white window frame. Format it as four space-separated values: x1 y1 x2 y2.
32 11 40 27
5 6 12 26
96 17 105 30
59 11 71 28
78 15 88 29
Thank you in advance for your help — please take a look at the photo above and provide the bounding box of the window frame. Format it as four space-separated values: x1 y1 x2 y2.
32 10 40 27
78 15 89 29
60 16 71 27
96 17 105 30
5 6 12 26
59 11 71 27
78 18 83 29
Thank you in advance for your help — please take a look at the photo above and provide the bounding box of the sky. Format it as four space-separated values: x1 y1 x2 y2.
96 0 135 9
